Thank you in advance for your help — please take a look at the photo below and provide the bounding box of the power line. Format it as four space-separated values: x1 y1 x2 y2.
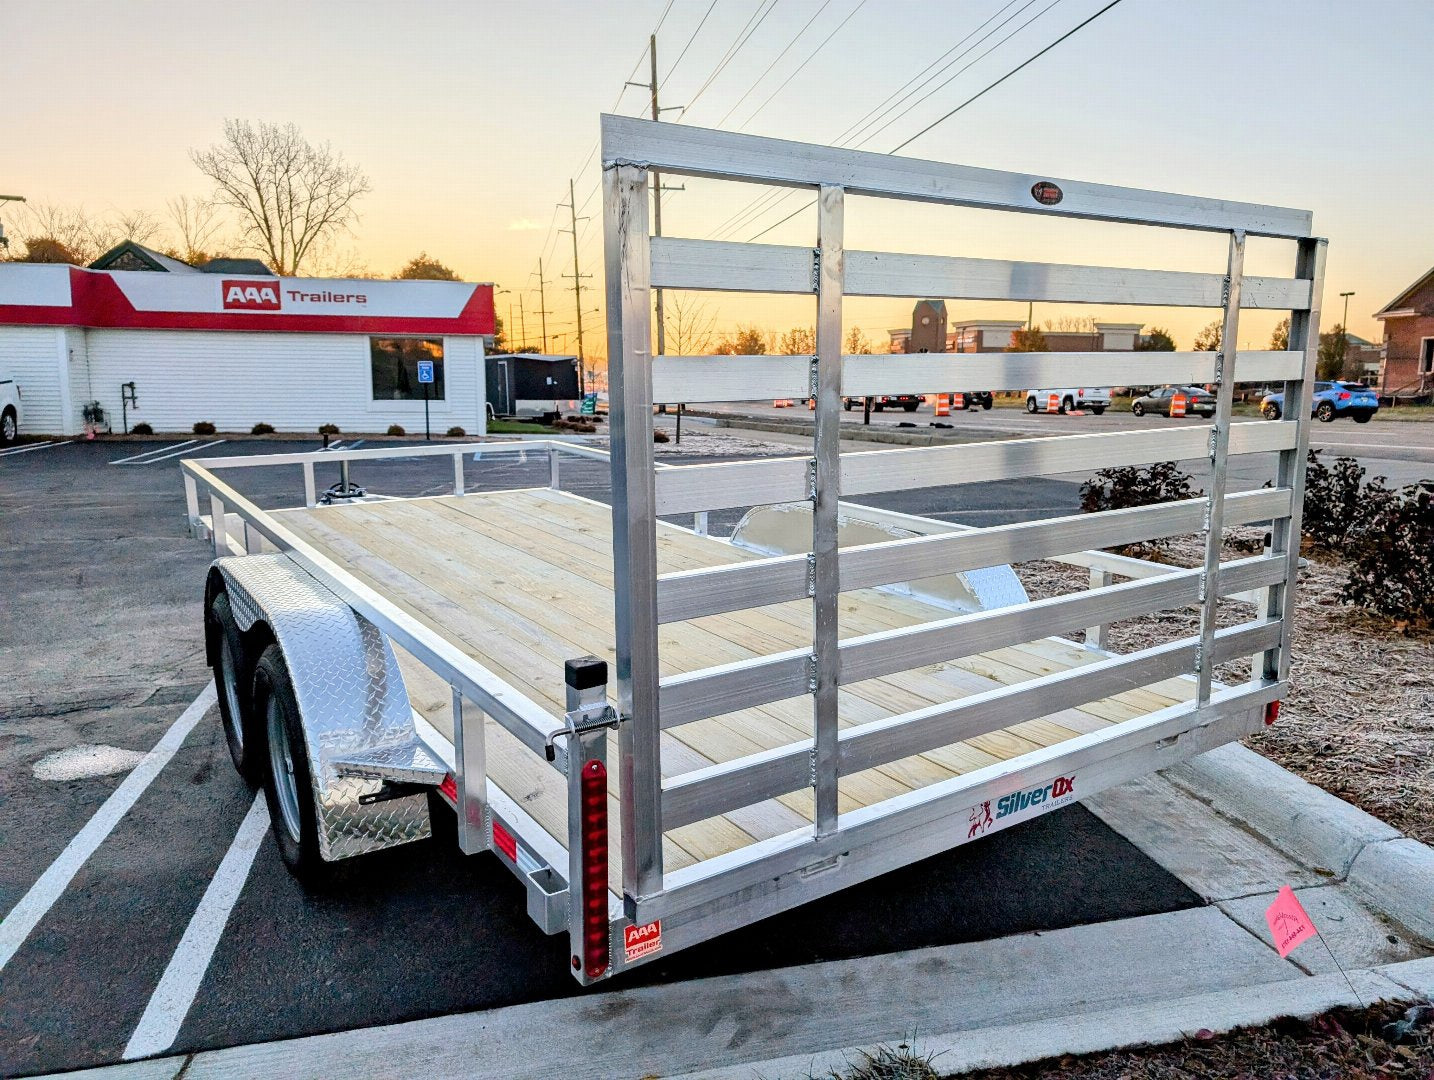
890 0 1125 153
659 0 720 90
681 0 782 120
743 0 1125 242
712 0 832 129
735 0 867 130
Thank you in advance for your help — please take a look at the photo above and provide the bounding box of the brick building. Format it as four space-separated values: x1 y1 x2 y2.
888 318 1143 354
1374 266 1434 399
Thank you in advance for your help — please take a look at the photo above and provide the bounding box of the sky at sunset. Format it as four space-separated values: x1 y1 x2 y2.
3 0 1431 360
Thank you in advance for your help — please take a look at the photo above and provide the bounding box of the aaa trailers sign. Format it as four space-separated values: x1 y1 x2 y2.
623 919 662 963
221 280 281 311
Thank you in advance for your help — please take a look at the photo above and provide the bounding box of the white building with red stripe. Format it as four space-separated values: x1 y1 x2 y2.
0 254 495 436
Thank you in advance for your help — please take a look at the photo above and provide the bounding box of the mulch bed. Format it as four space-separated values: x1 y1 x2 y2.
947 1004 1434 1080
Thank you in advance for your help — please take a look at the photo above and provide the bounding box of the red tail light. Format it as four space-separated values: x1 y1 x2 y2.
439 773 457 801
1265 700 1281 726
579 759 609 979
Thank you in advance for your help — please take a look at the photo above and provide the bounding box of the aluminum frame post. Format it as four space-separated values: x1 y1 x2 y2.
452 686 487 855
1263 237 1327 682
1084 568 1113 651
603 163 664 901
1196 230 1245 705
812 185 845 837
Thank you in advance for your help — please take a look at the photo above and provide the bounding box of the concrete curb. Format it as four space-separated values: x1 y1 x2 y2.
680 969 1410 1080
1165 743 1434 940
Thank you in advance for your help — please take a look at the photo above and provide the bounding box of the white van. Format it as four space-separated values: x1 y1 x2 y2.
0 379 22 446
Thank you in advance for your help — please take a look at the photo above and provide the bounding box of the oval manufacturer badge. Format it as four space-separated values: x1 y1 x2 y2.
1031 181 1063 206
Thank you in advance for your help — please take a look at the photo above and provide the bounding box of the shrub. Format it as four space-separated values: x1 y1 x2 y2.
386 424 406 436
317 423 341 435
445 426 466 437
130 422 154 436
193 420 217 435
653 429 670 443
1302 450 1378 552
1344 483 1434 627
251 422 275 435
1079 462 1202 555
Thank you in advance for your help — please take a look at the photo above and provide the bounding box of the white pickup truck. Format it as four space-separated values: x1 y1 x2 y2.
0 378 22 446
1025 387 1111 414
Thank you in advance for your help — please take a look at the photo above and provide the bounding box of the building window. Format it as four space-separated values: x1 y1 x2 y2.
1422 338 1434 375
370 338 445 400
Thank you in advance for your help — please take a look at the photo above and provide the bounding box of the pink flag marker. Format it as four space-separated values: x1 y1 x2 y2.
1265 885 1318 958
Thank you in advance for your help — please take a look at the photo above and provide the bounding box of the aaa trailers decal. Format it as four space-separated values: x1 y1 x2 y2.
624 919 662 963
221 280 282 311
966 774 1076 839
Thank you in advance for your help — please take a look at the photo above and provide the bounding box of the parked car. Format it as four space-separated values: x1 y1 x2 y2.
1024 387 1111 415
0 378 22 446
844 394 920 412
1262 381 1378 423
1131 385 1216 418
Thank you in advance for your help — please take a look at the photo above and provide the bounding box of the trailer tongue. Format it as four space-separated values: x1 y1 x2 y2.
182 116 1323 985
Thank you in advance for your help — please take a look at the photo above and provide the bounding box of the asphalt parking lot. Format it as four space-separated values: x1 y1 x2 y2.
0 435 1205 1077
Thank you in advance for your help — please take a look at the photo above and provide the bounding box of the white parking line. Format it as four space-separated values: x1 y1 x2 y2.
110 440 197 465
127 440 229 465
123 793 269 1060
0 439 75 458
0 684 217 976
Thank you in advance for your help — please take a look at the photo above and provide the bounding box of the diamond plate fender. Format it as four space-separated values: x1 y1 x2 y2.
210 553 433 860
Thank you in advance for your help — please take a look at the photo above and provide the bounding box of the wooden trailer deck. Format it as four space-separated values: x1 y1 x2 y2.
273 487 1195 886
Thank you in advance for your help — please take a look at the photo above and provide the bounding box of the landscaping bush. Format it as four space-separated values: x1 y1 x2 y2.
193 420 217 435
1079 462 1202 555
1302 450 1377 552
386 424 406 436
1344 483 1434 628
250 422 275 435
130 422 153 436
317 423 340 435
445 426 466 437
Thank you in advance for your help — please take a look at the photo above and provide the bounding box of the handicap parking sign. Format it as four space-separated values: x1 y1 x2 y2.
417 360 435 384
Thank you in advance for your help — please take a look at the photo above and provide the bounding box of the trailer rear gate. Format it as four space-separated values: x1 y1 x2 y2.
181 115 1323 986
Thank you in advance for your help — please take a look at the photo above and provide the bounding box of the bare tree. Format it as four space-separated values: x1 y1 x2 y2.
1193 319 1222 352
19 203 98 262
111 208 161 247
166 196 224 265
776 326 815 355
191 119 372 275
664 294 718 354
845 326 873 354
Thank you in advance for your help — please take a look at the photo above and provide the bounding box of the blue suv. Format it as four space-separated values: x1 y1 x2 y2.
1262 381 1379 423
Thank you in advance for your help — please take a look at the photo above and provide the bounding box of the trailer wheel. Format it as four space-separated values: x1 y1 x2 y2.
0 408 16 447
207 591 263 785
254 644 325 883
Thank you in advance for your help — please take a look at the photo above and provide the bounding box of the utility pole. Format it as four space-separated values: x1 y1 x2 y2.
532 258 551 352
519 296 528 353
1339 291 1355 376
626 34 684 411
560 178 592 370
0 194 25 254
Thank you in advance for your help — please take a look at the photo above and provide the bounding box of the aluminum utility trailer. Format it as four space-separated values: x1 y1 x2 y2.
182 116 1324 986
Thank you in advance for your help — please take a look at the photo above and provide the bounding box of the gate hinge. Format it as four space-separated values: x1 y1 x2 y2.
544 701 622 762
811 248 822 292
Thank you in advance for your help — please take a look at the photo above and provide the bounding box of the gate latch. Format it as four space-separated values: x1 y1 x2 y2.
544 701 622 762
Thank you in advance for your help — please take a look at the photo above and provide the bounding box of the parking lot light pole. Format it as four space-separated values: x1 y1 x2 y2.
1339 291 1354 376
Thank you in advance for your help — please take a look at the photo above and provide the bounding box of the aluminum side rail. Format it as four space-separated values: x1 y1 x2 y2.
180 457 568 771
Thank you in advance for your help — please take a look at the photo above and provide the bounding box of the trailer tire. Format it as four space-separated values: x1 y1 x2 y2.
207 591 263 786
254 644 326 884
0 408 16 447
